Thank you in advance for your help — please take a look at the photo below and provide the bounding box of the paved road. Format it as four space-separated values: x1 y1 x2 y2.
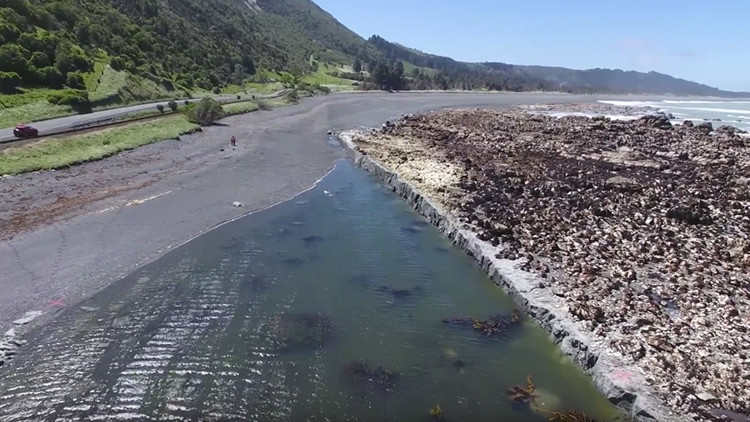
0 92 286 143
0 92 596 334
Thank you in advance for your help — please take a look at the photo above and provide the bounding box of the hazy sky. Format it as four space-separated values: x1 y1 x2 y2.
314 0 749 92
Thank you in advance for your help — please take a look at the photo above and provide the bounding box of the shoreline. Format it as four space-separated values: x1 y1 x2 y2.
337 132 679 422
0 92 601 348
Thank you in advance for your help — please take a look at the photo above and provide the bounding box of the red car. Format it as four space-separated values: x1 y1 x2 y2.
13 124 39 138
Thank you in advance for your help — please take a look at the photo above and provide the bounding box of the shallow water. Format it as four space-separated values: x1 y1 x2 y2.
0 160 620 421
600 99 750 131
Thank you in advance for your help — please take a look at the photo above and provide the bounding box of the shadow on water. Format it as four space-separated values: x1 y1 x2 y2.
0 160 623 421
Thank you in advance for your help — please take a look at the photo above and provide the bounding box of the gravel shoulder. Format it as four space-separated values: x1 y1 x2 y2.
344 109 749 421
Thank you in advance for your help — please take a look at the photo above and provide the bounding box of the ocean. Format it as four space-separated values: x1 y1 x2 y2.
599 99 750 132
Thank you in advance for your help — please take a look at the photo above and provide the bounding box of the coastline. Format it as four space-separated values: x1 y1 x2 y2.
0 92 598 348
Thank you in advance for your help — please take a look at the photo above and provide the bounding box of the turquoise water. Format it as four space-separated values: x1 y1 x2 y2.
600 99 750 131
0 160 621 421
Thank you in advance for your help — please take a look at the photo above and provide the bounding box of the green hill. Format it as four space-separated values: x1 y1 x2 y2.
0 0 746 127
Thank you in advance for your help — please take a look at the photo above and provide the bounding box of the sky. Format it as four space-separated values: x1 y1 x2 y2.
314 0 749 92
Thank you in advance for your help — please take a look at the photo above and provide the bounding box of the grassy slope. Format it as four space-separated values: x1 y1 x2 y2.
0 116 198 175
223 101 261 116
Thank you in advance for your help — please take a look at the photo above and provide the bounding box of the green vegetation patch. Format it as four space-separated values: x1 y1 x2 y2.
0 115 198 175
90 65 128 102
0 100 72 128
223 100 260 116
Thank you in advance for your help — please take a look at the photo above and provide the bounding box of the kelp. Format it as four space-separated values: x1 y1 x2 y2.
507 375 538 406
443 311 521 337
507 376 599 421
345 360 399 392
266 313 334 351
548 410 598 422
429 404 445 420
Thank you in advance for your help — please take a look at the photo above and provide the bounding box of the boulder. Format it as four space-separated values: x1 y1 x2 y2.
717 125 747 135
636 114 672 130
695 122 713 134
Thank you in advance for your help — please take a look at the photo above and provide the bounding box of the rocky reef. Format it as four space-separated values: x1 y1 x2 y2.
342 109 750 421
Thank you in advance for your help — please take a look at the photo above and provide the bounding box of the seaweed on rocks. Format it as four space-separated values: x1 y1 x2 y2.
266 313 334 352
442 311 521 337
345 360 399 392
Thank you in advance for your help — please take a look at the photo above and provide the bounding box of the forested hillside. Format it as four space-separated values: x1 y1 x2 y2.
502 65 749 97
0 0 745 121
0 0 377 94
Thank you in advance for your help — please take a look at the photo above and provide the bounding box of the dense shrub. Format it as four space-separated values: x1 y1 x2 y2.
65 71 85 89
48 89 87 104
29 51 50 68
185 97 225 126
0 44 30 76
156 104 164 113
34 66 64 88
0 71 22 93
168 100 178 111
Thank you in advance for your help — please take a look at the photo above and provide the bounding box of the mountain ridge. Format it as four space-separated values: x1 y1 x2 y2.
0 0 746 100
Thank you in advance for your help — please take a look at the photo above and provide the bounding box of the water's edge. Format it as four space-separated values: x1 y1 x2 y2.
337 133 685 422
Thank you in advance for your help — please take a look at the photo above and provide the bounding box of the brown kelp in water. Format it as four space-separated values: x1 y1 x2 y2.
507 375 538 407
266 313 334 351
345 360 400 392
442 311 521 337
507 376 599 421
548 410 599 422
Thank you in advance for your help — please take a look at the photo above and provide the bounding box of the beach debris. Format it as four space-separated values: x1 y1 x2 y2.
12 311 43 326
507 375 538 407
442 311 521 337
80 306 99 312
232 201 244 207
4 329 15 338
345 360 399 392
266 313 334 351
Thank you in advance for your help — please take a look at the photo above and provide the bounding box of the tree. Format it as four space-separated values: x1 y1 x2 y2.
156 104 165 113
167 100 178 112
30 51 50 68
0 72 21 93
65 71 85 89
34 66 64 88
0 44 29 76
185 97 225 126
353 58 362 73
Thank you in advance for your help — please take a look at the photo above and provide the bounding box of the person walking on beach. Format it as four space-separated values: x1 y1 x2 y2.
230 135 237 147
